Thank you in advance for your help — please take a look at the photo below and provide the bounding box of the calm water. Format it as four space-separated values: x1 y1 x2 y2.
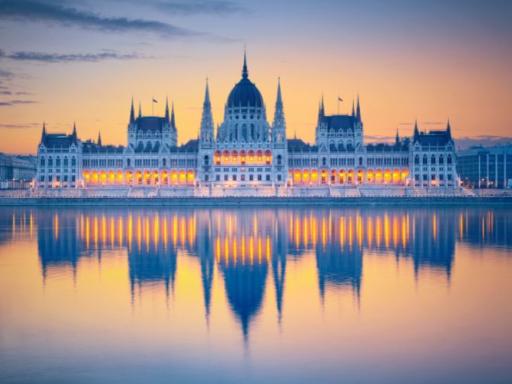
0 206 511 383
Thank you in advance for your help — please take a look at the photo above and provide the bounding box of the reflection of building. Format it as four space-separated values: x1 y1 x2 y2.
34 53 458 194
37 211 82 279
220 260 268 340
407 211 455 276
30 207 466 339
458 209 512 249
128 240 177 298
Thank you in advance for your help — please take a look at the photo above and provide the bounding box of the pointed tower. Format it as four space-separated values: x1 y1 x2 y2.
395 128 400 145
272 77 288 184
446 119 452 137
413 120 419 141
242 49 249 79
272 77 286 144
356 95 361 121
198 79 215 184
97 131 102 146
129 97 135 124
319 95 325 119
41 122 47 143
138 102 142 118
165 97 170 122
170 102 176 130
72 121 77 143
200 79 214 147
352 99 355 117
316 95 327 146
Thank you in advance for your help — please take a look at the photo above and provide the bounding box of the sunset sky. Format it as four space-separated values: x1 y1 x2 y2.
0 0 511 154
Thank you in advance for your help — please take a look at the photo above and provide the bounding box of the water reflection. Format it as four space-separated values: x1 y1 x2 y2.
3 207 509 339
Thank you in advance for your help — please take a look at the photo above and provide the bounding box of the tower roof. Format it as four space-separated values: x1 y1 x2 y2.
226 51 264 108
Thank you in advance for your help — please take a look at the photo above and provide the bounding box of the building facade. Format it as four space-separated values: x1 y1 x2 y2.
35 54 459 196
457 144 512 188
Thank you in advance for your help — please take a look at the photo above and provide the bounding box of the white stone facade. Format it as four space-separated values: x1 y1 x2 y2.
35 55 459 195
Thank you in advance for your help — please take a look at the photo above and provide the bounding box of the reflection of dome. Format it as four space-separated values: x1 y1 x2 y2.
226 53 264 108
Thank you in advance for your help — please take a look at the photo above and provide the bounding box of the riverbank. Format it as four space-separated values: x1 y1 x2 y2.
1 196 512 207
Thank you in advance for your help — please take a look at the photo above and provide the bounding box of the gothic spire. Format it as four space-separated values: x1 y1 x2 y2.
170 101 176 129
446 119 452 136
97 131 102 146
276 77 283 106
395 128 400 144
352 99 355 116
138 101 142 118
242 49 248 79
319 94 325 117
273 77 285 136
72 121 77 137
204 78 211 107
200 79 214 145
41 122 46 142
165 97 170 122
356 95 361 121
130 97 135 123
413 120 419 137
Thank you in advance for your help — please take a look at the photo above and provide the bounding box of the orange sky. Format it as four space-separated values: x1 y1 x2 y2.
0 0 511 154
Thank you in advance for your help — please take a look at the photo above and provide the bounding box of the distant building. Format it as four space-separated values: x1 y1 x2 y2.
34 54 459 196
457 144 512 188
0 153 36 189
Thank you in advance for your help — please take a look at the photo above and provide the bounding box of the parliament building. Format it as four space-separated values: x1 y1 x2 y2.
35 54 459 197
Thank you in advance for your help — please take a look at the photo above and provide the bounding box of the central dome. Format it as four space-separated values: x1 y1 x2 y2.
226 53 264 108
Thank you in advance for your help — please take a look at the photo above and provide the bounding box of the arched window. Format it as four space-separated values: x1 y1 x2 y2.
64 157 68 167
439 155 444 165
163 158 167 167
71 157 76 166
277 154 282 166
48 157 53 167
423 155 428 165
431 155 436 165
204 155 209 166
414 155 420 165
127 158 131 167
322 157 327 167
40 157 45 167
241 124 247 141
56 157 61 167
447 154 452 164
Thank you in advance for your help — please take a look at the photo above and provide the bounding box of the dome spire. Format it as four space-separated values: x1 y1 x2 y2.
242 49 248 79
204 77 211 106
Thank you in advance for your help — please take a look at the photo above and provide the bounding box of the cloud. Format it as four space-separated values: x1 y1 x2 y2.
0 68 14 78
0 99 38 106
0 122 40 129
154 0 245 15
0 49 143 63
0 0 199 38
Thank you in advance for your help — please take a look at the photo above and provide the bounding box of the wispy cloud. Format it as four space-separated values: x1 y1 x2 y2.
0 68 14 78
0 0 199 38
0 99 38 106
154 0 245 15
0 122 40 129
0 49 143 63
